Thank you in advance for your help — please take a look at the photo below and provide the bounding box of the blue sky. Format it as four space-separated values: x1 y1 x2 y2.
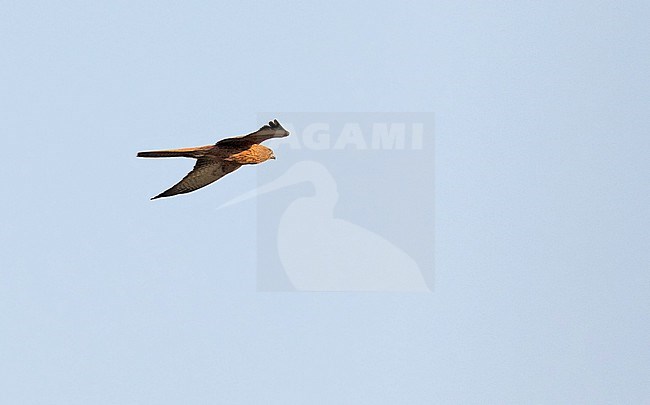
1 1 649 403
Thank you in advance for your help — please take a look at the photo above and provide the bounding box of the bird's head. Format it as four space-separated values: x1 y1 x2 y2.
252 144 276 162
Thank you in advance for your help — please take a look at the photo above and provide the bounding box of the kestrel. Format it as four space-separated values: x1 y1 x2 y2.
137 119 289 199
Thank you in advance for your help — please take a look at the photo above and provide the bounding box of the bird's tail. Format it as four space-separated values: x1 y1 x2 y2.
136 145 212 158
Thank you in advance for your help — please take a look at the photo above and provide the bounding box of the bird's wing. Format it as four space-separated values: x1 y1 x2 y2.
151 158 240 199
215 119 290 147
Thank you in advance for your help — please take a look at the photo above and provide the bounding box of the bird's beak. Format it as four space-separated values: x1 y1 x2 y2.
270 155 276 160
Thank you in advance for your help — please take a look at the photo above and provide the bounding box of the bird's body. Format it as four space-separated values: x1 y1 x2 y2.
137 120 289 199
223 144 276 164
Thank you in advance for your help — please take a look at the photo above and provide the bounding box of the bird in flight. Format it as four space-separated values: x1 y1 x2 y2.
137 119 290 199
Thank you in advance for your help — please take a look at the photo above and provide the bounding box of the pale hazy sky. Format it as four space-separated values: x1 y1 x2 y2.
1 1 649 403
